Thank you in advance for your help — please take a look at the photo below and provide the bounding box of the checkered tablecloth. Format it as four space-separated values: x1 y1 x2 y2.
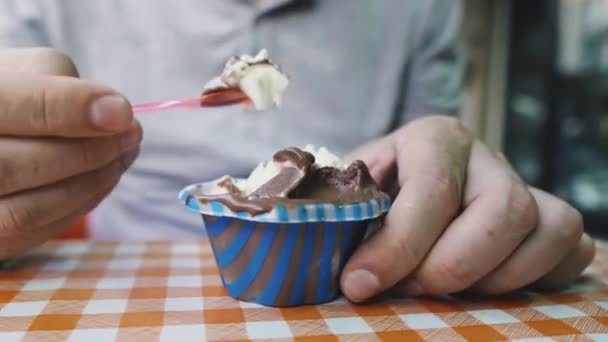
0 240 607 341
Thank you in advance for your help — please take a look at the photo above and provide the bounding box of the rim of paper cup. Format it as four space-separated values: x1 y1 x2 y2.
178 179 391 223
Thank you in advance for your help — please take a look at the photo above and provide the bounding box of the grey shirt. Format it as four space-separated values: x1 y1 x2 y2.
0 0 464 240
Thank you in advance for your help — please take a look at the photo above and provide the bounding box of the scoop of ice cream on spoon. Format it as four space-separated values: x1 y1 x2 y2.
132 49 289 114
202 49 289 111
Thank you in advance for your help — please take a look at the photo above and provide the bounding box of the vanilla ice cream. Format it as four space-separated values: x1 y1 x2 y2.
203 49 289 110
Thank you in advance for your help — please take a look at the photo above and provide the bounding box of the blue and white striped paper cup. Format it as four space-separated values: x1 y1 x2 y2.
179 180 391 307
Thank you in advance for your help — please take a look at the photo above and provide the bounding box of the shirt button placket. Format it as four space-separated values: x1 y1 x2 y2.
251 0 288 55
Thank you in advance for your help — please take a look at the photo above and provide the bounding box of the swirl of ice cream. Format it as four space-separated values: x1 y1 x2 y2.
202 49 289 110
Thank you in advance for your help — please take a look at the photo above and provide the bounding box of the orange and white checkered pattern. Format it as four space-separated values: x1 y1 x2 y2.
0 240 607 341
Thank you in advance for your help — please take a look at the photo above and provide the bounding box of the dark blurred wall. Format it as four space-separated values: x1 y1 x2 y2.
505 0 608 239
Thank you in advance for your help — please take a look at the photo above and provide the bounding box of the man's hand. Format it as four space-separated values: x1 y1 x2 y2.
341 116 595 301
0 48 141 259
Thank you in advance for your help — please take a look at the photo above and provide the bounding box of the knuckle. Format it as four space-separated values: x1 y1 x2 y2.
29 48 79 76
425 171 461 213
553 204 584 243
418 259 475 294
31 83 78 134
501 181 538 234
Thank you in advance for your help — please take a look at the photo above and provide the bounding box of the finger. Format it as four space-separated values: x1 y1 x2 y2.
0 72 133 137
0 48 79 76
341 116 472 302
0 215 83 261
473 188 583 294
0 178 119 260
0 120 142 196
402 141 538 295
0 148 139 243
532 234 596 291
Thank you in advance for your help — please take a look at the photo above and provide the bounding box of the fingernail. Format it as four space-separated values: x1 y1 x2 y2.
121 121 142 150
90 95 133 132
402 280 423 296
342 269 380 302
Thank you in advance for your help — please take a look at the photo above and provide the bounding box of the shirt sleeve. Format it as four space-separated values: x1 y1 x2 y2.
0 0 50 47
400 0 465 123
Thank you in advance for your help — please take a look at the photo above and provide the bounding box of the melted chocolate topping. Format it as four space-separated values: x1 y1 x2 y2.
272 147 315 171
201 54 278 96
217 176 243 195
195 147 383 215
249 167 305 199
248 148 315 199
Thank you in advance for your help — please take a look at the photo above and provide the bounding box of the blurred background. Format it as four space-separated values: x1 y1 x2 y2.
461 0 608 240
56 0 608 240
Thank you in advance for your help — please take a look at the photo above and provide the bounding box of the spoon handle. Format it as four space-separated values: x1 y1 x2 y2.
132 97 203 114
132 89 249 115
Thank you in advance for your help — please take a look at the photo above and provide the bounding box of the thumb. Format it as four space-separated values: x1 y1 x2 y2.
0 72 133 137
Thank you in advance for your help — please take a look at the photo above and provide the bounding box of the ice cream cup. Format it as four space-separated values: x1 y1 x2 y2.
179 178 392 307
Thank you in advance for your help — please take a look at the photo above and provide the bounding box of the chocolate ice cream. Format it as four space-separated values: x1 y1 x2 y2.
192 147 384 216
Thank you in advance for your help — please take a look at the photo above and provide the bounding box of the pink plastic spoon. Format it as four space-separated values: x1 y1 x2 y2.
131 88 249 115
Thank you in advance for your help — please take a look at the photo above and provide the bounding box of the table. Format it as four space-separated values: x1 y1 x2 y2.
0 240 607 342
